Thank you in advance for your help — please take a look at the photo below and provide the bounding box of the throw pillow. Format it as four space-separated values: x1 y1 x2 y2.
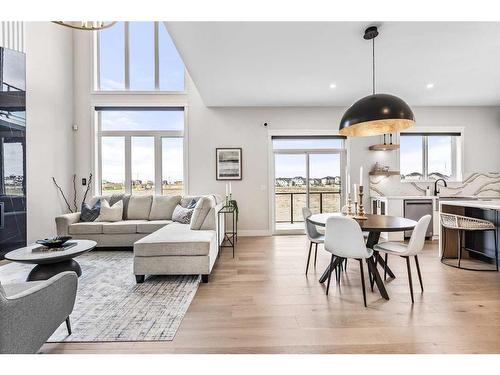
149 195 181 220
80 200 101 222
172 204 194 224
190 196 212 230
96 200 123 222
180 196 200 208
127 195 153 220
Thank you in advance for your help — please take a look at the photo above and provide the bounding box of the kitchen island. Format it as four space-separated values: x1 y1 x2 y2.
439 200 500 266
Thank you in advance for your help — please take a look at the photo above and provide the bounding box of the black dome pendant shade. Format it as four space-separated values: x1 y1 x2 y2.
339 26 415 137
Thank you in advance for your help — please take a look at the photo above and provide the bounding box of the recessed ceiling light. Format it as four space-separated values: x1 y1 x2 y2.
426 83 435 89
329 83 337 89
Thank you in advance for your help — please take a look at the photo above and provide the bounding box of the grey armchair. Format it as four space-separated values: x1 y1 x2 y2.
0 271 78 354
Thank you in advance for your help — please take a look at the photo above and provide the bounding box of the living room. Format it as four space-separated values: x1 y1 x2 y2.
2 0 500 372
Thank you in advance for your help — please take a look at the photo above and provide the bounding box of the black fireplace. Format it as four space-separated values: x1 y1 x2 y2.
0 46 26 259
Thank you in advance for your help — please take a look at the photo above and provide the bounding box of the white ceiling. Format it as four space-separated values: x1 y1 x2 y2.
165 22 500 107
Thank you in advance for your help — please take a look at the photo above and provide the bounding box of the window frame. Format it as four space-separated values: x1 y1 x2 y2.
399 128 464 182
94 106 188 196
93 21 187 94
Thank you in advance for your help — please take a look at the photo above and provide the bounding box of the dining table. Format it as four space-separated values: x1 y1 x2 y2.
307 213 417 300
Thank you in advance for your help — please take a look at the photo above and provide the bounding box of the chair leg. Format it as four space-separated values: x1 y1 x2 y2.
305 241 313 274
359 259 367 307
383 253 388 281
65 317 72 335
326 254 335 295
457 230 462 269
404 256 414 303
414 255 424 292
494 229 498 272
314 243 318 267
366 259 374 292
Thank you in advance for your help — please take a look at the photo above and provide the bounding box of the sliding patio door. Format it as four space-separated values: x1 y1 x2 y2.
272 136 345 233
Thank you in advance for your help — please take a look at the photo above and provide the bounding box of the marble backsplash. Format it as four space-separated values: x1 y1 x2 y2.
370 172 500 197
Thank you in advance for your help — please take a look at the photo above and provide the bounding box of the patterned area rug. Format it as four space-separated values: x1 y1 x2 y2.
0 251 200 342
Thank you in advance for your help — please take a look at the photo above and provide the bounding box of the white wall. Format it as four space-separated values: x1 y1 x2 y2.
71 31 500 235
25 22 75 242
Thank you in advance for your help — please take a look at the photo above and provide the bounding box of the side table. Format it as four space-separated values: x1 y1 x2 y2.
218 205 238 257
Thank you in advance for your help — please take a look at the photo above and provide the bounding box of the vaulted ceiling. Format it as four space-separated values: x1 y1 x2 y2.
166 22 500 107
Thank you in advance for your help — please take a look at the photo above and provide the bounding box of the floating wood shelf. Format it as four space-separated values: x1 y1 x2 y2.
369 144 400 151
369 171 400 176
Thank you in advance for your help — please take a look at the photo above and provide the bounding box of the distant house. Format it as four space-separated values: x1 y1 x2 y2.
291 177 305 186
275 178 290 187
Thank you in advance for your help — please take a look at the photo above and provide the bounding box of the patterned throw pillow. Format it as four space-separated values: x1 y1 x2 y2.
80 200 101 222
172 204 194 224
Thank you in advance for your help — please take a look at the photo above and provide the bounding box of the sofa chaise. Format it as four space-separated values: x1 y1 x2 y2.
56 194 223 283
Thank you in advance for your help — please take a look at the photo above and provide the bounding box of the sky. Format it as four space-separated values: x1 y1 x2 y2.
400 135 453 177
99 22 184 91
98 22 185 185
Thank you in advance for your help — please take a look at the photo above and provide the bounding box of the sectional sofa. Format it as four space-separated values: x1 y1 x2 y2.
55 194 224 283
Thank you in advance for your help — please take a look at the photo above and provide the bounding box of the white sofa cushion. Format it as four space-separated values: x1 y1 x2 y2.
134 222 214 257
137 220 172 234
68 222 103 235
127 195 153 220
190 196 213 230
102 220 147 234
96 200 123 222
149 195 181 220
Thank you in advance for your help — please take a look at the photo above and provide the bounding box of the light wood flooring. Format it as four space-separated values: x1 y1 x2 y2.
39 235 500 354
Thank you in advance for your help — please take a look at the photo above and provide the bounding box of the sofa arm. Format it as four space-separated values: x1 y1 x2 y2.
55 212 81 236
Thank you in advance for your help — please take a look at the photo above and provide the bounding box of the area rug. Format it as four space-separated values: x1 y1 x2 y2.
0 251 200 342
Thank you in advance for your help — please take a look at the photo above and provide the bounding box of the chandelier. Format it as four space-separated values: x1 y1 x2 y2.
52 21 117 31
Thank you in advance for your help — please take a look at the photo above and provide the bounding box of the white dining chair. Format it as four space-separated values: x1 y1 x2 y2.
324 216 375 307
302 207 325 274
373 215 431 303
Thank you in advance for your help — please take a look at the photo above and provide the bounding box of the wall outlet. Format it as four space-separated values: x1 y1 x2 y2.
82 178 87 186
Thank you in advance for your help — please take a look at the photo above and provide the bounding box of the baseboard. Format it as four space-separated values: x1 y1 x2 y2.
237 230 272 237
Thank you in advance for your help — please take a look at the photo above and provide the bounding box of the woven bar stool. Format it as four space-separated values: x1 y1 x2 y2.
441 213 498 271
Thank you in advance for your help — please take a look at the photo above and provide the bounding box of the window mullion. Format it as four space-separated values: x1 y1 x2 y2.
154 136 162 195
154 22 160 90
423 136 429 180
125 136 132 194
124 22 130 90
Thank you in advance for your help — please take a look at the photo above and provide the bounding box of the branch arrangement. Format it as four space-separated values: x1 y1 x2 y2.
52 173 93 213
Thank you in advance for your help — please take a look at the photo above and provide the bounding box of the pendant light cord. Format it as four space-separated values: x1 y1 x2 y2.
372 38 375 95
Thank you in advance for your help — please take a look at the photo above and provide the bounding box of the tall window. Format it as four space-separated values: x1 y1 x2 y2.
97 107 184 195
400 132 462 181
96 22 185 91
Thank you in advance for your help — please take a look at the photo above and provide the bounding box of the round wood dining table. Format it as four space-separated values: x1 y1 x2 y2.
307 213 417 300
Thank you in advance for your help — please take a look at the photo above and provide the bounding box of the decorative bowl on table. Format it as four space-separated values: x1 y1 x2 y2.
36 236 72 248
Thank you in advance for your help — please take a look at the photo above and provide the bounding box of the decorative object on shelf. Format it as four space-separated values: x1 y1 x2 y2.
52 173 93 213
216 148 242 180
52 21 117 31
339 26 415 137
224 182 233 205
389 133 393 145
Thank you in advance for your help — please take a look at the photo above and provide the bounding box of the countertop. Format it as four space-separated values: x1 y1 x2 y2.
439 200 500 210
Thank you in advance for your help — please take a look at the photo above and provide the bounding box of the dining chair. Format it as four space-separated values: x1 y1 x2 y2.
324 216 375 307
302 207 325 274
373 215 431 303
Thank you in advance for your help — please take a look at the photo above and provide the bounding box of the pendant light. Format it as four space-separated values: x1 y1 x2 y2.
339 26 415 137
52 21 117 31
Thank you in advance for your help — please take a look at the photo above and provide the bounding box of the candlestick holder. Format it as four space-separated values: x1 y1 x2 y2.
347 194 354 216
354 185 368 220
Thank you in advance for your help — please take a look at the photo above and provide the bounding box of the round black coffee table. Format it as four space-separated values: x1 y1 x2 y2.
5 240 97 281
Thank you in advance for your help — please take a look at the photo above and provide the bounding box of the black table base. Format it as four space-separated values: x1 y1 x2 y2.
318 230 395 300
27 259 82 281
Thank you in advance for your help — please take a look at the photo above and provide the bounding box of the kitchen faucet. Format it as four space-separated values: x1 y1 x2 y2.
434 178 448 196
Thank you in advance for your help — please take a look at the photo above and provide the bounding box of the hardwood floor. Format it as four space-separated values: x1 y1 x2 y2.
40 235 500 354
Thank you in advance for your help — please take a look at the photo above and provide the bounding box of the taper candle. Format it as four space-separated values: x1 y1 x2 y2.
354 184 358 203
359 166 363 186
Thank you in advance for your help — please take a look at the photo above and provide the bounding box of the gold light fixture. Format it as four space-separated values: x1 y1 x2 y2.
339 26 415 137
52 21 117 31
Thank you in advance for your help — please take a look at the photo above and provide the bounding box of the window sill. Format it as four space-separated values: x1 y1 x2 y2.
90 90 187 96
